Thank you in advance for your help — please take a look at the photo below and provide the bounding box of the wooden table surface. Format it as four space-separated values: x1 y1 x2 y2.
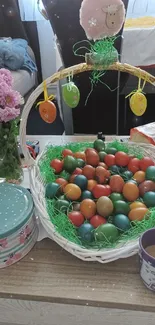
0 239 155 313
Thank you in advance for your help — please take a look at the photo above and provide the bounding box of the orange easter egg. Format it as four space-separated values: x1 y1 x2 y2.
39 100 57 123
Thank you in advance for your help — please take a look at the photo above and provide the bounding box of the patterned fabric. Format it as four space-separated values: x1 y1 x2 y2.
0 38 37 72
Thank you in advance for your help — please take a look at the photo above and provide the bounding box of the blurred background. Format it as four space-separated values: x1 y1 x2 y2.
0 0 155 135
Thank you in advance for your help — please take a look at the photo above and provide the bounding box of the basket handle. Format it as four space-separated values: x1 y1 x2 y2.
19 62 155 166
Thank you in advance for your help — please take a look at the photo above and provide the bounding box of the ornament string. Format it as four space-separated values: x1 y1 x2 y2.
126 74 147 99
67 72 74 91
36 81 55 107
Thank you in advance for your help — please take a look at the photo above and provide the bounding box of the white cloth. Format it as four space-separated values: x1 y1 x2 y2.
126 0 155 18
121 27 155 66
18 0 45 21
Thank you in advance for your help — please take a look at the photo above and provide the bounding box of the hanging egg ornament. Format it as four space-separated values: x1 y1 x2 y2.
39 100 57 123
62 82 80 108
130 92 147 116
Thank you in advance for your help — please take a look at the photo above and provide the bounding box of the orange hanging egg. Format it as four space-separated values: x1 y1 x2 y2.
39 100 57 123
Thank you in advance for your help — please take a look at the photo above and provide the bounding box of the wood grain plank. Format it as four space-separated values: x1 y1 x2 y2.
0 299 155 325
0 240 155 312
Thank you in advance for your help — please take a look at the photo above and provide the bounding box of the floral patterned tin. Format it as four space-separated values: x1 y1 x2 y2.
139 228 155 291
0 183 38 268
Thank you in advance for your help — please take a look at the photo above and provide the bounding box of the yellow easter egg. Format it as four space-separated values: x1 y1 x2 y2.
130 92 147 116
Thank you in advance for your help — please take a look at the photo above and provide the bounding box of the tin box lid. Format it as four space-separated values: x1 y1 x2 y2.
0 183 34 239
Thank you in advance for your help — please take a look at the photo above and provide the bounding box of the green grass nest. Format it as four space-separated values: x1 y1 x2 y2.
39 140 155 249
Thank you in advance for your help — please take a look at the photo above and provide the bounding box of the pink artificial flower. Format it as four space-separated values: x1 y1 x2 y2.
0 106 20 123
0 68 13 87
5 89 21 108
0 82 9 107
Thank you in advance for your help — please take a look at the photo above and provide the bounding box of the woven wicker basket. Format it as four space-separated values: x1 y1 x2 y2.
20 63 155 263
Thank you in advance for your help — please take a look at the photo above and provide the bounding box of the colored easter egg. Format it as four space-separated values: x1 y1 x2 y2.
63 156 77 173
74 175 88 191
106 147 117 155
62 82 80 108
95 224 119 242
68 211 84 227
130 202 147 210
128 208 149 221
39 100 57 123
139 157 154 171
96 196 113 217
50 159 64 173
110 175 125 193
130 92 147 116
45 182 60 199
113 214 131 231
123 183 139 201
78 223 94 242
77 158 86 168
146 166 155 182
73 203 81 211
110 192 124 202
85 151 100 167
143 192 155 208
139 180 155 197
64 184 81 201
94 139 105 152
82 165 96 179
114 200 130 215
55 178 68 192
133 171 145 184
55 199 70 213
90 215 107 228
80 199 96 219
87 179 97 192
99 151 107 162
81 190 94 201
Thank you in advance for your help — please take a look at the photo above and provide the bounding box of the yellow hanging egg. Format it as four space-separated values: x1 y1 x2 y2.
130 92 147 116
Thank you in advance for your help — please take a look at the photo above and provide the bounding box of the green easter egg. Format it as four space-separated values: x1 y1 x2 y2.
114 201 130 215
63 156 77 173
95 224 119 242
62 82 80 108
146 166 155 182
94 139 105 152
81 190 94 201
55 199 70 213
45 183 60 199
113 214 131 232
77 158 85 168
143 191 155 208
99 151 107 162
106 147 117 155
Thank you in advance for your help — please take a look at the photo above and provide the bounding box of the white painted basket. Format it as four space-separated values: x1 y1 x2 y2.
20 63 155 263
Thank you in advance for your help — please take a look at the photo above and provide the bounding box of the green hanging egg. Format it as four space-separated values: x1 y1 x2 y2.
62 82 80 108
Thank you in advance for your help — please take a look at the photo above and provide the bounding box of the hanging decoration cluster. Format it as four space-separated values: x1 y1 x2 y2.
73 0 126 103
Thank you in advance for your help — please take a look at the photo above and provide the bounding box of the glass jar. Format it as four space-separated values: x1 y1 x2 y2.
0 121 23 183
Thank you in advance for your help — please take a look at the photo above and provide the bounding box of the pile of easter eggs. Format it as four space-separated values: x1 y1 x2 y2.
46 139 155 244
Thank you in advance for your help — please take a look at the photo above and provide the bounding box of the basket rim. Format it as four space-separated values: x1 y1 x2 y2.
29 139 155 259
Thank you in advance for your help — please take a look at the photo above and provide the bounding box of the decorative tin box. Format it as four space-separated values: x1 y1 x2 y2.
0 183 38 268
